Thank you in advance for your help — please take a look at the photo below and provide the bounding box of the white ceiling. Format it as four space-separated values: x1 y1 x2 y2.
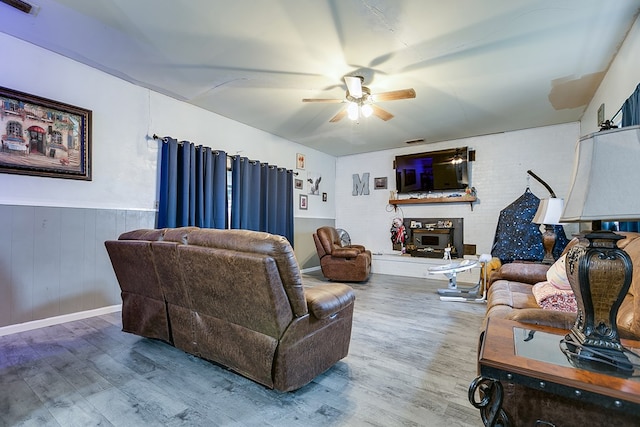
2 0 639 156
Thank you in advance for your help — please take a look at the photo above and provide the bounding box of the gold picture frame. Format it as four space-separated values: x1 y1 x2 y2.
0 86 92 180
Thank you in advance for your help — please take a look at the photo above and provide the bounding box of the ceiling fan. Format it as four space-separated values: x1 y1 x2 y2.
302 76 416 122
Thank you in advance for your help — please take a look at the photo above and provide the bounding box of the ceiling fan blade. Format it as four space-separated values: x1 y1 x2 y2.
372 88 416 102
371 105 394 121
329 109 347 122
344 76 363 98
302 98 344 103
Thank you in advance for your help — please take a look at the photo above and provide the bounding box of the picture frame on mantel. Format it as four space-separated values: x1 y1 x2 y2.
0 86 92 180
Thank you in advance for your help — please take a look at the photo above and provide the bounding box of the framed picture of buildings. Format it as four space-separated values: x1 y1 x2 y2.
0 86 92 180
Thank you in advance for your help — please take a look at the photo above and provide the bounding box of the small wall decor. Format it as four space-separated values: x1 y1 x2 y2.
0 86 92 180
322 192 327 202
296 153 305 170
307 171 321 195
295 178 303 189
352 172 370 196
374 177 388 189
299 194 308 210
597 103 605 127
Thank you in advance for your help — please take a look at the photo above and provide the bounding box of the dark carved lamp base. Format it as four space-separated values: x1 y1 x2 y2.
563 231 634 375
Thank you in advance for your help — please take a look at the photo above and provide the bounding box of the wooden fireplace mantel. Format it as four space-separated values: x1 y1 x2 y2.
389 194 477 210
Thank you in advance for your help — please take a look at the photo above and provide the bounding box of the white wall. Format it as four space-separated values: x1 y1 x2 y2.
581 14 640 133
335 123 581 256
0 32 336 217
336 13 640 258
0 32 337 330
149 92 336 219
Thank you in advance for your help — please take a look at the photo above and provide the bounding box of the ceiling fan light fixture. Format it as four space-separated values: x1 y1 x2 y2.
347 102 359 120
361 104 373 118
452 150 464 164
303 75 414 123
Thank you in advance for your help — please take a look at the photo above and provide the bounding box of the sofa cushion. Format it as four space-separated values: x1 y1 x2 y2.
487 281 540 310
489 262 550 287
531 281 576 312
485 279 576 330
186 228 308 317
546 255 570 290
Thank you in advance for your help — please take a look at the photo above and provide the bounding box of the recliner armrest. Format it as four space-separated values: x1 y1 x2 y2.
305 284 355 319
347 244 366 252
331 247 361 258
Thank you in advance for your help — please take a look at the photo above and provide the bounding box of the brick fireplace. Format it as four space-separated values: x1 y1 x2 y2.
403 217 464 258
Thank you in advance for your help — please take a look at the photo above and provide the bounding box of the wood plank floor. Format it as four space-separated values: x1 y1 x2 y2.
0 272 487 426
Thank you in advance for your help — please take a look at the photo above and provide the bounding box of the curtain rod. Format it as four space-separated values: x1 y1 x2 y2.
153 134 298 175
610 105 623 122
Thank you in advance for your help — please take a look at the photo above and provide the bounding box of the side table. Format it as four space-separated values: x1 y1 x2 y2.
469 318 640 427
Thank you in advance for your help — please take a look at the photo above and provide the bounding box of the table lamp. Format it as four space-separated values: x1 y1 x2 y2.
532 197 564 265
559 125 640 374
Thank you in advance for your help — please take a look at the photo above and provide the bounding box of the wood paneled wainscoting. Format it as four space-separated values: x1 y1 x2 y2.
0 204 155 331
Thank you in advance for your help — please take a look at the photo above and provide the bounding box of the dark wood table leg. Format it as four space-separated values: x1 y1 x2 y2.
468 376 511 427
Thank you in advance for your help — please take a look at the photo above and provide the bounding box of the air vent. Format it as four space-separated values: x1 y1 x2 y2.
1 0 33 14
405 138 425 144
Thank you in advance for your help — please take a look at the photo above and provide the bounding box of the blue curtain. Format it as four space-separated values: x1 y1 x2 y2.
602 221 640 233
230 156 294 245
157 137 227 229
621 83 640 127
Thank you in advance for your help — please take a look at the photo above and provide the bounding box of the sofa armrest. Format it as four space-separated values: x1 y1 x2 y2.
489 262 550 287
348 244 366 252
331 247 361 258
305 284 355 319
506 308 576 330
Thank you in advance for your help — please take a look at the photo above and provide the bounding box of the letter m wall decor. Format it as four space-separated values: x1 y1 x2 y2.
352 173 370 196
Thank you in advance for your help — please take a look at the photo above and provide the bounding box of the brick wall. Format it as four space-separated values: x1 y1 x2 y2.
335 122 581 257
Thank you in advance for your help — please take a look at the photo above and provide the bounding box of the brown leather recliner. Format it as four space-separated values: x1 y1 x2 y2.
106 227 356 392
313 226 371 282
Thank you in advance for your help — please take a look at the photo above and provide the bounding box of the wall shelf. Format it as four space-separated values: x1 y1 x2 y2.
389 195 477 210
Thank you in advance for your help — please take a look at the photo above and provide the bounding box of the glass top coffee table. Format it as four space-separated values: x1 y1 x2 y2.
428 259 480 301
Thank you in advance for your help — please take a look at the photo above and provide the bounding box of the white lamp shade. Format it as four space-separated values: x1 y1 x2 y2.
560 125 640 222
533 197 564 225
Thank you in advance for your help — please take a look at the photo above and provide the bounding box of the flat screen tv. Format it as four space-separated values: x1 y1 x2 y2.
395 147 469 194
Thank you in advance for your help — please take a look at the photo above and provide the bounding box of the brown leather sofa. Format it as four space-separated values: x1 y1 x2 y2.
313 226 372 282
485 231 640 340
105 227 356 392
